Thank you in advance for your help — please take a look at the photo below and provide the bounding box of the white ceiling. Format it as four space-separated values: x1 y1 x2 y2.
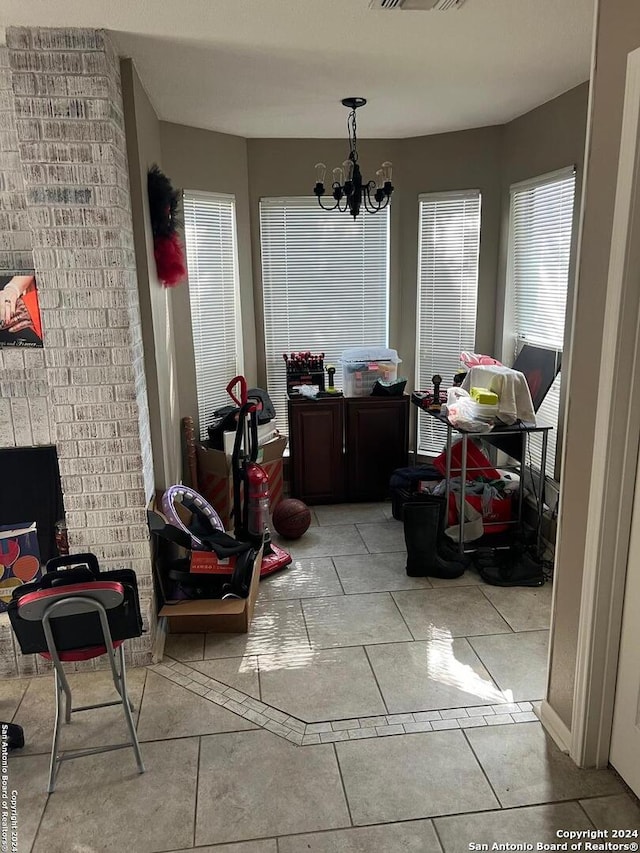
0 0 594 138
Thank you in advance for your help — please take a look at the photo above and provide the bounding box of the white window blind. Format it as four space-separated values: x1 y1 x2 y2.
416 190 481 454
508 168 576 480
260 197 390 433
183 190 243 439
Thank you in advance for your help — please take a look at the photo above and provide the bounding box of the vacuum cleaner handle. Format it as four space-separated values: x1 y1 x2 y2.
227 375 248 407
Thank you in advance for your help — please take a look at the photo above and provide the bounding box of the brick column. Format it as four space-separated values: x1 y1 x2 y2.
0 28 157 673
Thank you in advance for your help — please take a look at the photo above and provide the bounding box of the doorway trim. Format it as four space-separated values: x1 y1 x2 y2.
570 45 640 769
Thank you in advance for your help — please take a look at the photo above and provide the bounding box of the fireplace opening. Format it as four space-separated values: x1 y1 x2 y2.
0 445 65 566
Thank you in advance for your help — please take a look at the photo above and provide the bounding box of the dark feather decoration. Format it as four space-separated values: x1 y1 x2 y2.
147 164 187 287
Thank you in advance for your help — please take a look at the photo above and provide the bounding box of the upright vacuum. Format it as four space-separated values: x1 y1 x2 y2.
227 376 292 577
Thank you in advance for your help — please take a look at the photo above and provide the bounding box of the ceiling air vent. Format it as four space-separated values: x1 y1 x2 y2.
370 0 468 9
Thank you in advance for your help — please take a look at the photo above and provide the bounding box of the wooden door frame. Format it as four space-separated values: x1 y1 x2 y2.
568 45 640 769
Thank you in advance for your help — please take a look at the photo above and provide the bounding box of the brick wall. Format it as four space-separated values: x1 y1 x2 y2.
0 28 156 676
0 43 52 448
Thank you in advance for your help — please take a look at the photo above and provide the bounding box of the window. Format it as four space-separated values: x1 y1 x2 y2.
416 190 482 454
507 168 576 480
183 190 243 439
260 197 390 433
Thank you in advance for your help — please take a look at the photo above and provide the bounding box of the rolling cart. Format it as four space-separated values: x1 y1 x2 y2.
411 394 552 555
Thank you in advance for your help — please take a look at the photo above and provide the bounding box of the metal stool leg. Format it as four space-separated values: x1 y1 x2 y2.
117 645 144 774
110 647 135 713
62 672 72 725
48 670 64 793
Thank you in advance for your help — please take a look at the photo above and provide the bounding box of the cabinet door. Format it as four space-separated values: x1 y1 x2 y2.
345 397 409 502
288 399 345 504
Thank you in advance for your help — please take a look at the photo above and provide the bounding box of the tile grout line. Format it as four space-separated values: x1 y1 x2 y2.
331 742 355 828
9 680 30 727
460 726 504 809
387 588 420 641
154 657 545 747
8 727 258 760
27 784 51 853
297 596 314 654
361 643 391 716
575 799 598 830
192 735 202 848
430 816 448 853
353 522 370 554
257 654 263 702
476 585 517 634
135 665 149 730
330 556 348 597
463 636 512 701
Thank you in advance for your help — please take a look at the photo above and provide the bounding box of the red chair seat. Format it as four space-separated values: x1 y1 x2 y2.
40 639 125 663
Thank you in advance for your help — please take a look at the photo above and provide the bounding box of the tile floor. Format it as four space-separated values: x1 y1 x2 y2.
4 503 639 851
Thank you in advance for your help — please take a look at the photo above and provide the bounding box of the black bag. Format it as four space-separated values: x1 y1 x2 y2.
8 553 144 655
207 405 240 449
389 465 442 520
247 387 277 424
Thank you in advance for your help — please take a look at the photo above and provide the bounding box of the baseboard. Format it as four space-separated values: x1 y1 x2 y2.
539 699 572 753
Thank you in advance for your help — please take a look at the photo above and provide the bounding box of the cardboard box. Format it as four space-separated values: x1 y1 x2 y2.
159 545 263 634
196 435 287 530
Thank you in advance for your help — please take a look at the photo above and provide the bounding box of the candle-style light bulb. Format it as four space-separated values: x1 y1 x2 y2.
342 159 353 182
382 161 393 183
332 166 344 186
315 163 327 184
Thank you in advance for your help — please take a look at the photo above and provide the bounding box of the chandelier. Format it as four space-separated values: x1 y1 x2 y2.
313 97 394 220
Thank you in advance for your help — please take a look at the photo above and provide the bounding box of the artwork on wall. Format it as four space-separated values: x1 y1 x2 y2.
0 273 43 348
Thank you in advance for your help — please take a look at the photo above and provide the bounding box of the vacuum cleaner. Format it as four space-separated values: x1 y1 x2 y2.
158 375 290 592
226 375 291 577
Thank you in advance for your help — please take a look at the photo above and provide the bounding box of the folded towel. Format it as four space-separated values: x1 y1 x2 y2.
461 365 535 426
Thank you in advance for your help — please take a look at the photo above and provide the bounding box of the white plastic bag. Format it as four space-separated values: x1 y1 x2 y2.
444 388 492 433
444 492 484 542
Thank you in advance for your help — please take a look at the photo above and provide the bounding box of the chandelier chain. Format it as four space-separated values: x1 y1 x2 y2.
348 108 358 163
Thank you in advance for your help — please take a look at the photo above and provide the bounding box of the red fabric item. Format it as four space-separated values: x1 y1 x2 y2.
433 439 501 481
447 493 512 534
154 232 187 287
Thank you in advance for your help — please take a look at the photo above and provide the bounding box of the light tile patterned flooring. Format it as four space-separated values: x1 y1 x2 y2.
5 503 639 851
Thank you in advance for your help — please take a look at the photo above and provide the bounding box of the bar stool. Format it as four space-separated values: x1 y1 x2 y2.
14 580 145 792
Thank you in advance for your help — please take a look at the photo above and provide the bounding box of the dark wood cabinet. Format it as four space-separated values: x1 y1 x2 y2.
288 398 345 504
345 396 409 502
288 396 409 504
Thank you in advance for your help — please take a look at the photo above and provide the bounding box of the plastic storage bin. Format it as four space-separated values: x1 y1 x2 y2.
340 347 401 397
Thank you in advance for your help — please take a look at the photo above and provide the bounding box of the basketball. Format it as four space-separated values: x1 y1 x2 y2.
272 498 312 539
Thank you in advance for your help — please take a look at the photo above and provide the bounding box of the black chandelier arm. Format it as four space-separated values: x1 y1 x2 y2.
316 195 342 212
317 192 350 214
362 184 391 213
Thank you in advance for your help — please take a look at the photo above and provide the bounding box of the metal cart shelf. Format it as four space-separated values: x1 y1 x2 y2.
411 394 553 554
